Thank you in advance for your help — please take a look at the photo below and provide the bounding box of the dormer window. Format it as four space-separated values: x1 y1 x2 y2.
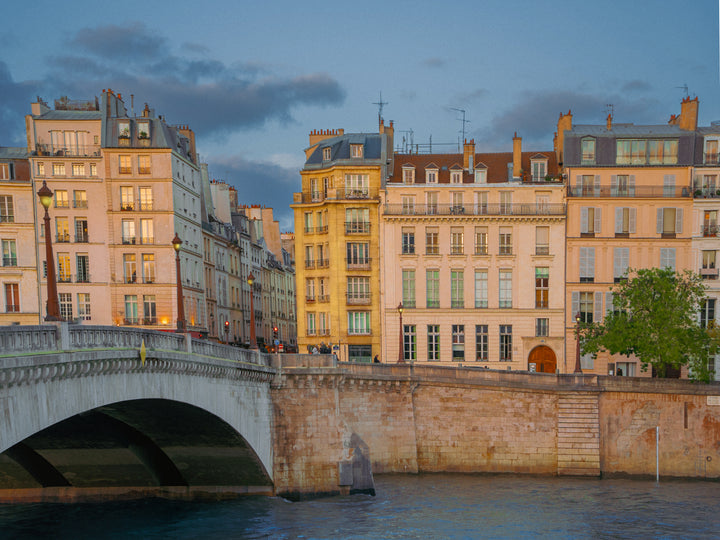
322 147 331 161
137 120 150 139
474 169 487 184
118 121 130 138
705 138 720 165
350 144 363 158
402 166 415 184
426 169 438 183
450 170 462 184
531 157 548 182
581 138 596 165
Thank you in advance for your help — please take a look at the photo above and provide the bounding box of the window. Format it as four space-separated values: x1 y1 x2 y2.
704 210 718 236
53 163 65 176
499 227 512 255
318 278 328 301
402 269 416 308
475 169 487 184
536 318 549 337
59 293 73 321
307 313 316 335
660 248 676 271
318 312 328 335
426 169 438 183
579 247 595 282
142 254 155 283
700 299 716 328
403 325 417 361
140 219 154 244
536 267 549 308
531 159 547 181
143 295 156 324
346 242 369 268
121 186 134 210
475 325 488 361
450 227 464 254
500 192 512 214
452 325 465 361
428 325 440 361
573 291 602 324
450 170 462 184
580 207 601 235
581 138 596 164
663 174 676 197
611 175 634 196
402 196 415 214
305 278 315 301
139 187 153 210
4 283 19 312
705 139 719 165
0 196 13 222
119 155 131 174
122 219 136 244
78 293 91 320
451 270 464 308
57 253 70 282
74 190 87 208
75 218 88 243
348 345 372 363
426 227 439 255
55 190 69 208
322 147 331 161
36 162 45 176
345 208 370 233
657 208 683 236
347 276 370 303
118 121 130 138
617 139 677 165
534 226 549 255
475 191 488 214
56 217 69 242
426 192 438 214
138 156 150 174
451 192 464 213
89 163 97 176
500 325 512 361
474 269 488 308
348 311 371 335
402 167 415 184
649 140 678 165
475 227 488 255
402 229 415 254
614 207 636 235
613 248 629 282
499 270 512 308
2 240 16 266
72 163 84 177
0 163 13 180
124 253 137 283
124 295 138 324
350 144 363 158
426 269 439 308
137 120 150 139
76 254 89 282
303 212 312 233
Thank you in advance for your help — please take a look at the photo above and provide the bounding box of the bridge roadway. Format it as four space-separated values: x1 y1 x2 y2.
0 324 277 502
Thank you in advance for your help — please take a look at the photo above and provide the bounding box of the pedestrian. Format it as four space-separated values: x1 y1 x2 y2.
312 346 319 354
373 355 380 363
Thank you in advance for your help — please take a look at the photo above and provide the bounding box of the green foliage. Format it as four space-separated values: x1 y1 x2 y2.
580 267 715 380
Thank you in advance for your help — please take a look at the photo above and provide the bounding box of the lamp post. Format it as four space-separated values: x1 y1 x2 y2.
37 180 61 321
574 312 583 374
247 272 258 350
397 302 404 363
172 233 186 333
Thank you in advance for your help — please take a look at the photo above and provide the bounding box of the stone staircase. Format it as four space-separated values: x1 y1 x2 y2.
557 392 600 476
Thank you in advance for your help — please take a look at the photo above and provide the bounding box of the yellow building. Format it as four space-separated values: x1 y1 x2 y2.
292 122 394 361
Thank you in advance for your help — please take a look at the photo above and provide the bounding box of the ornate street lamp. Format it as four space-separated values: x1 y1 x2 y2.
38 180 61 321
397 302 405 363
247 272 258 350
172 233 186 333
574 312 583 374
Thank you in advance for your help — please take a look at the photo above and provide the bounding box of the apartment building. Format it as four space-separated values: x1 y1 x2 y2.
382 137 566 370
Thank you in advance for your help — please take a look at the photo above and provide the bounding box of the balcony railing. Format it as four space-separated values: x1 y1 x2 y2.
318 294 329 302
2 257 17 266
346 258 371 270
346 293 371 305
317 258 330 268
139 201 154 211
535 246 550 255
568 186 691 198
474 247 488 256
76 273 90 283
75 234 89 243
293 187 380 204
34 144 101 158
120 203 135 211
345 222 371 234
304 259 315 269
143 317 158 325
704 153 720 165
384 203 566 216
703 226 718 237
122 237 136 245
74 200 88 208
123 317 139 325
451 300 464 309
56 233 70 243
306 295 316 302
701 267 719 279
5 304 19 313
140 236 154 244
58 274 72 283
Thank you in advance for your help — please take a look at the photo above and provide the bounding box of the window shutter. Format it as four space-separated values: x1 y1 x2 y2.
629 207 636 233
587 247 595 278
611 175 617 196
615 208 623 234
594 292 603 322
613 248 622 278
594 175 601 196
594 207 602 234
580 207 589 233
657 208 663 234
576 175 583 193
571 291 579 320
629 175 635 196
676 208 683 234
606 292 614 314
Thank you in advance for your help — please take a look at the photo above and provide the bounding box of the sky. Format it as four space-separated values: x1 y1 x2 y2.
1 0 719 230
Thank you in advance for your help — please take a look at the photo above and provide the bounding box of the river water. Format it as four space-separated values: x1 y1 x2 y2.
1 474 719 539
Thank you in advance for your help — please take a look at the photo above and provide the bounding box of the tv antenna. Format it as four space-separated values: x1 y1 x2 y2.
676 84 689 97
450 107 470 143
373 92 388 123
605 103 614 119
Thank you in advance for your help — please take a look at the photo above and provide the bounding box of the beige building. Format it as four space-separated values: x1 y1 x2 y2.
381 138 566 370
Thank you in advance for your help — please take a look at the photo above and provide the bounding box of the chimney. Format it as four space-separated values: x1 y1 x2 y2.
679 96 699 131
512 133 522 179
177 125 197 161
606 113 612 130
554 109 573 165
463 139 476 171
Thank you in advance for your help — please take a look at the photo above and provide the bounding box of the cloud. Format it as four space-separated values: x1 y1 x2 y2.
475 88 663 150
422 57 446 69
69 22 166 62
621 80 652 93
454 88 489 104
0 61 40 144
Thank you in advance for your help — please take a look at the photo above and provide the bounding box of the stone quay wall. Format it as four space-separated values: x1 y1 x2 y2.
271 362 720 498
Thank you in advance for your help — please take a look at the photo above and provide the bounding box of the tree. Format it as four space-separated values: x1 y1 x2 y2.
580 267 714 380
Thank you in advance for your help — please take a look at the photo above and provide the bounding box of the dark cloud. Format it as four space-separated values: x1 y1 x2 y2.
622 80 652 93
208 155 298 230
0 61 40 144
475 89 662 150
422 57 446 69
454 88 489 104
69 22 166 62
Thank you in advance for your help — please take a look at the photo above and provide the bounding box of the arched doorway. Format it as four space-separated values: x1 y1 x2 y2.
528 345 557 373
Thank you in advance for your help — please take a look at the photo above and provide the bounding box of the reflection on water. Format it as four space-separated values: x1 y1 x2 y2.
1 474 719 539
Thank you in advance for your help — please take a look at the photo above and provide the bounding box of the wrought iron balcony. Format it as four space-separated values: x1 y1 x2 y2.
568 185 691 198
34 144 101 158
384 203 566 216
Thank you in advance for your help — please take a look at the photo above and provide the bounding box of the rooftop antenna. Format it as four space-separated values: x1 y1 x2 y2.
399 129 414 153
373 92 388 124
676 84 689 97
605 103 614 119
450 107 470 146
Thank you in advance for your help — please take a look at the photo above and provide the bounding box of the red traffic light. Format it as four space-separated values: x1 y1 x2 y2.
273 326 278 333
224 320 229 328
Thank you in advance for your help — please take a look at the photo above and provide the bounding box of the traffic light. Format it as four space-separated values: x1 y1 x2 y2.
273 326 278 339
224 320 229 332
